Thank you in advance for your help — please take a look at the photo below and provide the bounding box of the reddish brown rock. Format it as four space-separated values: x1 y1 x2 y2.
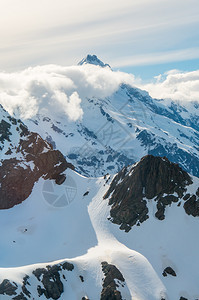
0 130 74 209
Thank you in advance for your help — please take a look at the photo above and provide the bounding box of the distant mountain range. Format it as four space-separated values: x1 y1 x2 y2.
22 55 199 178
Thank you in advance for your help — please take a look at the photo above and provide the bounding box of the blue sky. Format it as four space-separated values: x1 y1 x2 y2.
119 59 199 80
0 0 199 80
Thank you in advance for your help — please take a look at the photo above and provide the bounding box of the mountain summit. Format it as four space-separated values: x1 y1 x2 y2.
78 54 111 68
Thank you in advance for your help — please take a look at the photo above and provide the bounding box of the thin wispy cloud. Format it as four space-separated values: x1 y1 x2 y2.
111 47 199 68
0 0 198 73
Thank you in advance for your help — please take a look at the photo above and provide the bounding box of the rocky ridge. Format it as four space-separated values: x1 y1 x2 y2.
101 261 125 300
0 261 74 299
104 155 199 232
78 54 111 68
0 260 128 300
0 105 74 209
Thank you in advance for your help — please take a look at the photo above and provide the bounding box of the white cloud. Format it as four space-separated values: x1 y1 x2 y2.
0 64 136 121
1 62 198 123
138 69 199 103
53 91 83 122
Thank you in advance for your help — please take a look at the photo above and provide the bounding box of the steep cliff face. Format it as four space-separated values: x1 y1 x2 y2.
0 105 74 209
104 155 198 231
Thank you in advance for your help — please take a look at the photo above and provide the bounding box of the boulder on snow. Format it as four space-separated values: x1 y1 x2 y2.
162 266 177 277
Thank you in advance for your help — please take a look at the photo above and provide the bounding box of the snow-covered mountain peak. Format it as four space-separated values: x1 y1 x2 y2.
24 77 199 178
78 54 111 68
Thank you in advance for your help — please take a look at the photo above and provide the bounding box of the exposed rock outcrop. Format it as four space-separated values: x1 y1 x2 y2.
100 261 125 300
0 279 17 296
33 266 64 299
183 193 199 217
162 267 177 277
0 108 74 209
0 261 74 299
104 155 196 231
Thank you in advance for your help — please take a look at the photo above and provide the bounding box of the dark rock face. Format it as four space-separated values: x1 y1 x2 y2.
33 265 64 299
0 261 74 299
0 119 12 143
183 195 199 216
61 261 74 271
0 279 17 296
12 293 27 300
100 261 125 300
0 118 74 209
21 275 31 298
104 155 194 231
162 267 177 277
33 262 74 299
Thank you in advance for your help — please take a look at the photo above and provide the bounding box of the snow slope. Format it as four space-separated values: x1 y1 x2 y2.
0 162 199 299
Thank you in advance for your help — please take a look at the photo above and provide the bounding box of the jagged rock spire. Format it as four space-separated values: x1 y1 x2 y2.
78 54 111 68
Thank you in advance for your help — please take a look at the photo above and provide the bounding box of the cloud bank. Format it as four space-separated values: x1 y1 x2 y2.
0 63 198 122
138 69 199 103
0 64 136 121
